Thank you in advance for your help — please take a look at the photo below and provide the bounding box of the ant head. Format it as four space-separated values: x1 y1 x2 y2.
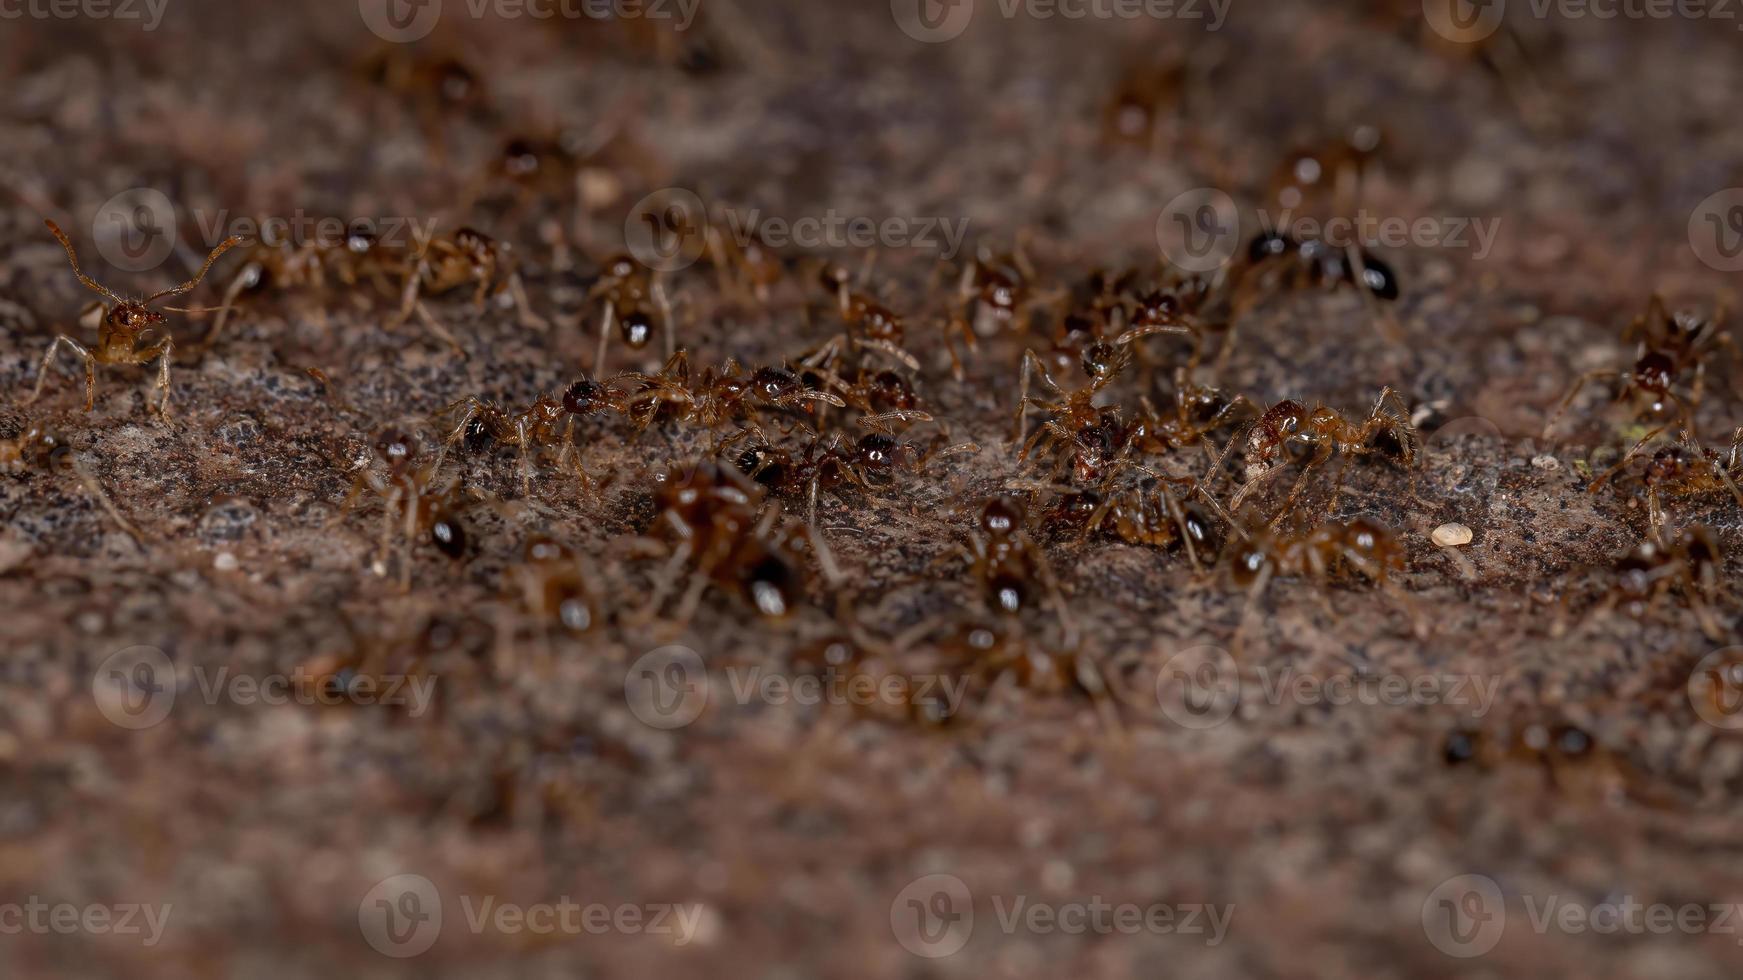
1673 525 1721 568
744 551 797 619
1247 230 1294 264
601 253 639 280
562 376 610 416
109 302 166 334
1342 517 1398 565
735 444 788 485
853 433 900 471
867 370 916 411
1181 386 1233 426
1136 289 1181 324
1178 502 1221 556
979 496 1025 537
345 225 378 254
979 270 1019 311
1632 351 1675 394
1644 445 1691 484
749 367 801 404
619 309 655 349
1081 341 1128 381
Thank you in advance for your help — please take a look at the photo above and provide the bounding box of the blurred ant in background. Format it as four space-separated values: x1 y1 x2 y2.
589 253 675 371
337 426 472 588
1586 424 1743 530
1543 294 1735 441
1588 524 1725 640
28 220 239 417
621 350 845 439
440 374 630 493
2 415 143 542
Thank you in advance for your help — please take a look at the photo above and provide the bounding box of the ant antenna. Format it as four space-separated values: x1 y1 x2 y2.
44 220 122 305
145 236 243 303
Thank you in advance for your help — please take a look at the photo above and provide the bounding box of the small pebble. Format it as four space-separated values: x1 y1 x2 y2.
1432 523 1473 548
1531 454 1560 471
214 552 240 572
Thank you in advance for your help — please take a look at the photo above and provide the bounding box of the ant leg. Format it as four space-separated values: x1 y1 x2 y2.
413 302 466 358
595 300 616 375
1586 422 1671 493
1012 349 1062 447
26 336 97 412
65 451 147 546
141 337 175 418
508 272 549 331
654 278 675 360
1542 370 1623 440
1266 456 1327 530
1228 461 1285 515
203 265 255 350
1231 565 1273 660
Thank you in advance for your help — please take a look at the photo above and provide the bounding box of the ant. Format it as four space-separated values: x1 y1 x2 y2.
805 262 923 374
1011 342 1140 482
513 536 598 635
621 349 845 439
1543 294 1735 440
337 427 471 588
1222 388 1417 525
1081 472 1229 570
735 430 976 526
27 220 239 417
1 415 143 542
1589 524 1725 640
639 461 838 622
943 497 1076 643
440 374 629 493
205 225 408 348
1586 424 1743 529
802 363 931 434
704 223 785 307
1225 515 1417 649
398 226 547 350
589 253 675 371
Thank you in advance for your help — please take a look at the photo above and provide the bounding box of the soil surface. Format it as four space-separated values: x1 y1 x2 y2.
1 1 1742 978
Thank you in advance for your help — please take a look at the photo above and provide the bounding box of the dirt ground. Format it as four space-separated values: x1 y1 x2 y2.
1 1 1742 977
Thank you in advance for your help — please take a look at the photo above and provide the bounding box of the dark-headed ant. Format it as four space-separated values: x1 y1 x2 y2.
440 375 628 492
1223 388 1417 525
1587 424 1743 530
1543 295 1735 440
513 536 598 635
28 220 239 416
621 349 845 438
590 253 674 371
1592 524 1725 640
337 426 471 588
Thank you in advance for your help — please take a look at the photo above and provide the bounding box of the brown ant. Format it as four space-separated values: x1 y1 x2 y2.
337 427 471 588
1080 472 1228 570
440 375 629 493
941 497 1076 643
513 536 598 635
398 226 547 349
1589 524 1725 640
1587 424 1743 529
1225 515 1416 649
1222 388 1417 525
1 415 143 542
589 253 675 371
802 364 931 434
621 349 846 438
639 461 839 622
1543 295 1735 440
27 220 239 416
205 225 408 348
1011 346 1136 481
735 430 976 526
807 262 922 374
